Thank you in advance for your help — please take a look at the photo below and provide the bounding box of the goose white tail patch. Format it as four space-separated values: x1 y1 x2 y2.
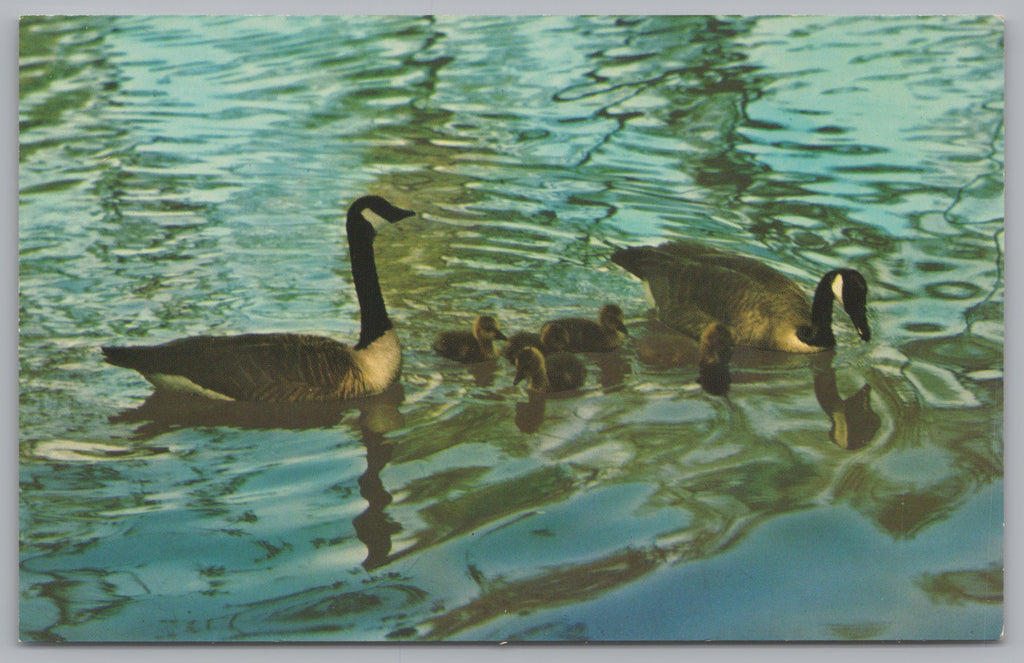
147 374 235 401
779 331 826 354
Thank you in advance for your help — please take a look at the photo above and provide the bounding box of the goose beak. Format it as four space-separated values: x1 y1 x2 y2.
393 207 415 222
846 307 871 342
839 271 870 342
841 294 870 342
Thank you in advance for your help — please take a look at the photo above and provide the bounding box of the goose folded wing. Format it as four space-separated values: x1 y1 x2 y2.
650 241 802 296
130 334 357 402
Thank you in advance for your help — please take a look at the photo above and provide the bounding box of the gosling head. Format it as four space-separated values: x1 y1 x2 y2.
599 303 629 336
513 347 545 387
474 315 507 343
539 323 570 353
698 322 734 369
830 270 871 342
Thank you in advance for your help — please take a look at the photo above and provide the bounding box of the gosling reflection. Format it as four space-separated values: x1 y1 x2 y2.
110 382 405 571
590 351 632 390
514 391 547 433
811 354 881 450
465 359 500 388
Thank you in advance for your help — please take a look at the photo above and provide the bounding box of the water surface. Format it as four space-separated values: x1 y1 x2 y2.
19 15 1003 641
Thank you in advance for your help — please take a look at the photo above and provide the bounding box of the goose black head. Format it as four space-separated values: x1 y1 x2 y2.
348 195 415 236
832 269 870 342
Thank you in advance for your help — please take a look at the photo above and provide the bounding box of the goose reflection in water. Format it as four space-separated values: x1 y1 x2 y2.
811 353 881 451
110 382 406 571
637 323 880 449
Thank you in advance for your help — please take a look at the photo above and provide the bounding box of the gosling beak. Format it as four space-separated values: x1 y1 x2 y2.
494 330 508 342
615 321 629 336
513 371 525 386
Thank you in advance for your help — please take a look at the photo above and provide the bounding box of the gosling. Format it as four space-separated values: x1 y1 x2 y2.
502 323 570 365
513 347 586 393
541 303 628 353
433 315 507 363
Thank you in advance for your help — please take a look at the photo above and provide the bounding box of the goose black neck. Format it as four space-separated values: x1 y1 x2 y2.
347 219 391 350
799 271 840 349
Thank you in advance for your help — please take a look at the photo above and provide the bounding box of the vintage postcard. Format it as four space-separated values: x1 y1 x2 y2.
18 15 1004 642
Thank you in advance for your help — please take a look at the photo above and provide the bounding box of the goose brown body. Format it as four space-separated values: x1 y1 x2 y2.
102 332 401 402
611 241 870 353
102 195 414 402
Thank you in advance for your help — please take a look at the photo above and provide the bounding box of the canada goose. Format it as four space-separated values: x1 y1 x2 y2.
501 324 570 365
102 195 415 402
611 241 870 353
541 303 628 353
513 347 586 393
432 315 508 363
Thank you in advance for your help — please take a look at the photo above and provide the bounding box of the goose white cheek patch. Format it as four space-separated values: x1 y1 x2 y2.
361 208 390 231
832 273 845 305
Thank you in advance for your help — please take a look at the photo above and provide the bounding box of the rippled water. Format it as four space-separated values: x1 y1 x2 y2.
19 15 1004 642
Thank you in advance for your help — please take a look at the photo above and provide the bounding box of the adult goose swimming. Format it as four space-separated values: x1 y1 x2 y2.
611 241 870 353
102 195 415 402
